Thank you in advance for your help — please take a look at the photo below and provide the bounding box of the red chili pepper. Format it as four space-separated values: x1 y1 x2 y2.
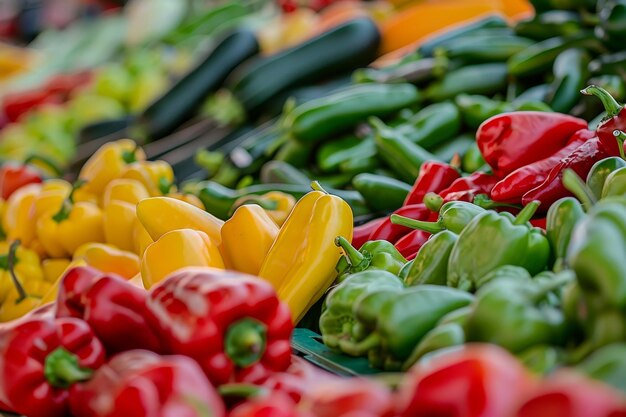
477 111 588 177
369 204 432 243
404 161 461 206
530 217 547 229
0 317 106 417
45 71 92 99
56 266 162 354
3 90 61 122
352 218 385 249
439 172 499 203
396 344 535 417
0 162 43 200
69 350 226 417
581 85 626 157
522 137 609 207
394 229 431 259
304 377 394 417
490 129 595 203
513 371 626 417
146 267 293 386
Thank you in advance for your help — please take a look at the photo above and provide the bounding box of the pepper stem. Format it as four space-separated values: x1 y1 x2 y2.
23 154 62 176
44 348 93 388
52 180 86 223
310 181 328 194
158 177 173 195
6 240 26 303
473 194 521 210
121 147 138 164
335 236 365 266
368 116 387 133
390 214 443 234
530 271 575 304
338 333 381 357
218 383 268 398
513 201 540 225
225 318 267 368
581 85 623 118
613 130 626 160
562 169 597 210
424 192 444 212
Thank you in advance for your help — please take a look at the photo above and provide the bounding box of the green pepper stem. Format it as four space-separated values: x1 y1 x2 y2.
225 318 267 368
581 85 623 118
158 177 173 195
338 333 380 357
218 383 268 398
513 201 540 225
613 130 626 160
530 271 575 304
51 179 86 223
23 154 62 176
424 192 444 212
562 169 597 210
335 236 365 266
473 194 521 210
368 116 387 133
310 181 328 194
6 240 26 303
390 214 443 234
121 147 138 164
44 348 93 388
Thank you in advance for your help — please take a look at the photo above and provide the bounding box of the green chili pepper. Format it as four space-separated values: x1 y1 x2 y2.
319 270 404 351
447 201 551 291
512 83 551 104
353 55 449 85
260 160 310 185
546 197 585 272
517 345 565 376
589 51 626 77
425 63 508 101
442 34 534 63
597 0 626 51
474 265 533 291
514 10 582 40
316 135 372 173
402 322 465 370
404 230 457 286
334 236 407 283
513 101 553 112
352 173 411 213
455 94 511 130
465 272 573 353
371 117 440 183
339 155 380 175
547 48 590 113
397 102 461 149
274 139 313 167
391 201 485 234
576 343 626 394
431 133 475 162
461 142 487 172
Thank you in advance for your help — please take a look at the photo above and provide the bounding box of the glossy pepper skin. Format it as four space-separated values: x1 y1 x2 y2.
2 183 41 248
351 218 385 249
220 204 279 275
394 229 432 260
233 191 296 227
146 267 293 385
582 85 626 157
587 157 626 200
69 350 226 417
405 230 458 286
402 322 465 370
334 236 406 282
546 197 585 272
438 171 499 203
369 203 431 243
55 266 162 354
258 183 353 323
101 178 150 207
0 317 106 417
476 111 587 177
391 201 485 235
319 270 404 352
403 161 461 206
120 160 175 196
0 162 43 200
73 242 140 279
447 201 550 292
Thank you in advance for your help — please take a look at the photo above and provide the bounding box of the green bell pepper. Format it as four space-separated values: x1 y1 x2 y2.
335 236 407 283
576 343 626 394
390 201 485 235
402 322 465 370
586 157 626 200
517 345 565 376
404 230 457 286
474 264 532 290
398 259 414 281
546 197 585 272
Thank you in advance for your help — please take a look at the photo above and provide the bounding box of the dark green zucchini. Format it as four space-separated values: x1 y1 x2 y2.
133 29 259 141
227 17 380 115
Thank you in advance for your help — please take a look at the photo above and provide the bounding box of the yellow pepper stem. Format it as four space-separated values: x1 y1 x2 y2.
6 240 27 303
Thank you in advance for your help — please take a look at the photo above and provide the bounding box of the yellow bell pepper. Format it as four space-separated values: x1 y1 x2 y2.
0 199 5 239
132 218 153 257
42 258 71 283
102 178 150 207
234 191 296 226
258 182 353 323
36 182 105 257
136 196 223 244
0 292 42 322
2 183 41 247
166 192 205 209
73 243 140 279
121 160 175 196
33 179 71 219
102 200 138 252
220 205 279 276
78 139 146 196
141 228 224 289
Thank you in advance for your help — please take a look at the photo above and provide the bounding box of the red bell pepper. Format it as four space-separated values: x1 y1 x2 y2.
522 137 609 207
395 229 431 259
69 350 226 417
262 356 335 403
369 204 432 243
404 161 461 206
146 267 293 386
490 129 595 203
0 317 106 417
582 85 626 157
529 217 547 229
477 111 587 177
229 392 306 417
304 377 394 417
0 162 43 199
352 218 385 249
56 266 162 354
513 371 626 417
396 344 535 417
439 172 499 203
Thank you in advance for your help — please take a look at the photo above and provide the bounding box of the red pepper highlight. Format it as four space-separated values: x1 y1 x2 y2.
404 161 461 206
369 204 432 244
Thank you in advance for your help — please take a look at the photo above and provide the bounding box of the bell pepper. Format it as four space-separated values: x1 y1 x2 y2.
351 217 385 250
546 197 585 272
404 230 458 286
78 139 146 197
391 201 485 235
37 181 105 257
516 344 565 376
73 243 140 279
220 204 279 275
396 344 535 417
369 203 432 243
447 201 550 291
319 270 404 352
334 236 406 282
342 285 473 370
69 349 226 417
102 200 137 252
2 182 41 248
576 343 626 394
394 229 431 260
491 129 595 203
474 265 533 291
229 392 302 417
167 191 205 209
258 182 353 323
402 321 465 370
132 218 153 256
33 180 71 220
0 317 106 417
141 229 225 289
233 191 297 227
403 161 461 206
587 156 626 200
146 267 293 385
101 178 150 207
465 272 573 353
120 160 175 196
0 162 43 200
581 85 626 157
0 239 44 303
56 266 161 354
42 258 71 283
137 196 224 244
476 111 588 177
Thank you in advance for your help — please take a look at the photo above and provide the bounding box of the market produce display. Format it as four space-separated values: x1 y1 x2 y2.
2 0 626 415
